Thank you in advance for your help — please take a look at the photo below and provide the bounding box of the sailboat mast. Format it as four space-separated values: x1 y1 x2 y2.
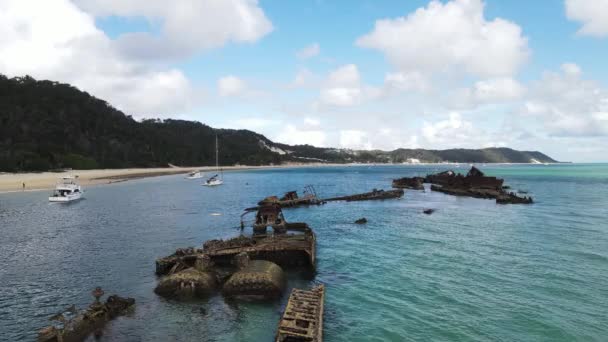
215 135 219 171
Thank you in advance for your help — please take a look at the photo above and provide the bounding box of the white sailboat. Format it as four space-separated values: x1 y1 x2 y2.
48 176 83 202
203 135 224 186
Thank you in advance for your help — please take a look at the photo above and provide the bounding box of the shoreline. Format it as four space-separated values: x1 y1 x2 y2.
0 165 274 194
0 162 566 194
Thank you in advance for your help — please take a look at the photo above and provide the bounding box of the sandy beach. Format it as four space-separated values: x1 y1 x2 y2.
0 165 295 193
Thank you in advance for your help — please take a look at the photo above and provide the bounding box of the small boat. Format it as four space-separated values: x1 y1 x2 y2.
203 174 223 186
49 176 83 202
203 135 223 187
186 170 204 179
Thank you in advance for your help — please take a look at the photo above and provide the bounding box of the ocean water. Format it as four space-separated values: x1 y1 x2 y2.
1 164 607 341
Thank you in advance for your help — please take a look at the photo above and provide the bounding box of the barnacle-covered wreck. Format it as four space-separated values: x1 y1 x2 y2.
37 288 134 342
276 285 325 342
154 204 316 300
426 166 533 204
392 176 425 190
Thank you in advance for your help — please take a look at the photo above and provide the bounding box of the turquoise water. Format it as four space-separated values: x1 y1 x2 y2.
1 164 607 341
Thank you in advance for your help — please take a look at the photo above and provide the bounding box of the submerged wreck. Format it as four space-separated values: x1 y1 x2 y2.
257 185 325 209
155 204 316 300
426 166 533 204
392 176 425 190
276 285 325 342
323 189 404 202
38 288 134 342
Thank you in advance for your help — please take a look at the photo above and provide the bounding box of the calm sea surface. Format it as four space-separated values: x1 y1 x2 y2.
1 164 607 341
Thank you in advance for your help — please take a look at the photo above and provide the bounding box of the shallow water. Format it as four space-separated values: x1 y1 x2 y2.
1 164 607 341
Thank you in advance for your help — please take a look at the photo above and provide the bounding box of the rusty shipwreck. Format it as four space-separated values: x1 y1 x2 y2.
154 204 316 300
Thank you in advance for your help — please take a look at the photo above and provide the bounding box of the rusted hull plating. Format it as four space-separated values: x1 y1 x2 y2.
156 226 316 277
392 177 425 190
38 295 135 342
323 189 404 202
276 285 325 342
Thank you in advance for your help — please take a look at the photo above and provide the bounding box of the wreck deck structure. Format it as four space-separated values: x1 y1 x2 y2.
323 189 404 202
276 285 325 342
257 185 325 209
426 167 533 204
154 204 317 299
392 176 425 190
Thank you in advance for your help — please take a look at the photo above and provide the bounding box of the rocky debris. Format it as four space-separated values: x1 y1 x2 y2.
354 218 367 224
275 285 325 342
154 268 218 299
223 260 286 299
324 189 404 202
38 289 134 342
423 209 435 215
392 176 424 190
426 167 533 204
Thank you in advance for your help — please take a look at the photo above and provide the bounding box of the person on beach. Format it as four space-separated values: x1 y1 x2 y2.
22 182 25 191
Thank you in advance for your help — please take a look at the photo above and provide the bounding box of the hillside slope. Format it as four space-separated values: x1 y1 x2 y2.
0 75 557 171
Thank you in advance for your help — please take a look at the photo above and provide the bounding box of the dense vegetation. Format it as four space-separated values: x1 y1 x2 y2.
0 75 557 171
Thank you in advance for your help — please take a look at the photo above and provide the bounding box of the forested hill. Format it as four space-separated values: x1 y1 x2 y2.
0 75 557 171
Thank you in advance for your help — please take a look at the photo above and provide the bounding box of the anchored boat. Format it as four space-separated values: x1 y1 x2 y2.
203 135 223 186
186 170 204 179
48 176 83 202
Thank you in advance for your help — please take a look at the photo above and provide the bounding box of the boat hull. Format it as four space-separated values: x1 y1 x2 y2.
202 180 223 186
49 193 82 202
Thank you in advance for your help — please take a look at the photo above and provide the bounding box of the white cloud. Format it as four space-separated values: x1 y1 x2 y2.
420 112 507 148
356 0 529 78
218 75 247 97
565 0 608 37
297 43 320 59
339 130 372 150
384 71 431 93
74 0 273 60
320 64 362 106
450 77 525 108
275 124 327 147
319 64 380 106
303 117 321 127
561 62 582 76
292 68 315 88
522 63 608 137
0 0 195 116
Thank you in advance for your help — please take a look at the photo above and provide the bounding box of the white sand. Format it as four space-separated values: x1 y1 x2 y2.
0 165 281 193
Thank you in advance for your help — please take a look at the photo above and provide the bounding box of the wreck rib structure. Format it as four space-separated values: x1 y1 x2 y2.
276 285 325 342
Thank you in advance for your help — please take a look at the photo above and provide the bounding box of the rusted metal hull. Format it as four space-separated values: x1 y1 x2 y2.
323 189 404 202
392 177 424 190
276 285 325 342
427 167 533 204
38 295 134 342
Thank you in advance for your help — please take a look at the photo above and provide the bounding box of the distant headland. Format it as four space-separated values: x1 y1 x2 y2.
0 75 557 172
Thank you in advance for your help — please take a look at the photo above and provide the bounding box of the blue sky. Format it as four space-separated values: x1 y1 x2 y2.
2 0 608 161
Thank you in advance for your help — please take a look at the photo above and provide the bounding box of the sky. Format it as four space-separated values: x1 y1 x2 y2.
1 0 608 162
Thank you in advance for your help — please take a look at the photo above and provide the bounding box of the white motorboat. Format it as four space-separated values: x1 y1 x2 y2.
49 176 83 202
203 135 224 187
186 170 204 179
